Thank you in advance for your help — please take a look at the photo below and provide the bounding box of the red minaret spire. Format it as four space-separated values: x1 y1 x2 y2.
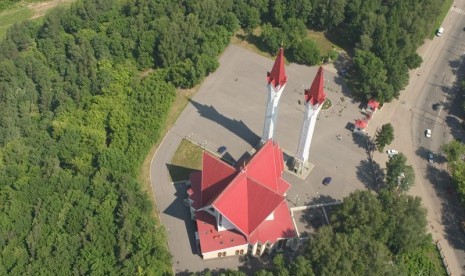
267 48 287 88
304 66 326 106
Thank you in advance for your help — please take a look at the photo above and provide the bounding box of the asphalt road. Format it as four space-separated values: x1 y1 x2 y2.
367 2 465 274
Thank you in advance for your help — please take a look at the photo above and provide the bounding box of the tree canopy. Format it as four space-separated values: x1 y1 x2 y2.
0 0 237 274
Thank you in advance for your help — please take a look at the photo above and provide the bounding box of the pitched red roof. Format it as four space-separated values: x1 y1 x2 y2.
196 211 247 253
267 48 287 88
244 141 284 192
200 152 237 207
304 66 326 106
189 140 295 253
248 201 296 244
367 99 379 109
354 119 368 129
213 175 284 235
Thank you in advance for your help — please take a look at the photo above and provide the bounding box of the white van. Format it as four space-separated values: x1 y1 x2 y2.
436 27 444 37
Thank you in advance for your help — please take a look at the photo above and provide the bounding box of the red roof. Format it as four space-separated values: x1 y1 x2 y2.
200 153 237 206
196 211 247 253
213 175 284 235
248 201 296 244
305 67 326 106
267 48 287 88
354 119 368 129
367 99 379 109
189 140 295 253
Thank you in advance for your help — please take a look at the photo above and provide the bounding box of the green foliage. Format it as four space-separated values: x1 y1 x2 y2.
289 39 321 66
442 140 465 206
385 153 415 194
230 0 440 103
0 0 237 274
375 123 394 151
305 191 441 275
351 49 393 103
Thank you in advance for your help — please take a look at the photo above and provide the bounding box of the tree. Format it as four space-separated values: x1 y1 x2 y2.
351 49 393 102
385 153 415 194
375 123 394 151
442 140 465 162
289 39 321 65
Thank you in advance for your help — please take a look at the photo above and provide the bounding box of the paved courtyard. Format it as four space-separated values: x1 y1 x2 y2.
153 44 374 274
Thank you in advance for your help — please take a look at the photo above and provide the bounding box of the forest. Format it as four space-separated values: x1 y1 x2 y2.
0 0 449 274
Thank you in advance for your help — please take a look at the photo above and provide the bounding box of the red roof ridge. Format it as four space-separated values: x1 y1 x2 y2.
246 175 282 196
267 48 287 88
304 66 326 106
200 151 237 206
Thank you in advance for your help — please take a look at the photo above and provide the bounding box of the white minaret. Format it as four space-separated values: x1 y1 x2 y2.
261 48 287 144
293 67 326 175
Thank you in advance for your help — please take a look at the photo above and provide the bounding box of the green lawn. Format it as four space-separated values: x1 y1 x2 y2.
0 6 33 38
168 138 203 182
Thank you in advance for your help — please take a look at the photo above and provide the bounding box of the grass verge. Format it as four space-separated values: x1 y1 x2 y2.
167 139 203 182
431 0 453 38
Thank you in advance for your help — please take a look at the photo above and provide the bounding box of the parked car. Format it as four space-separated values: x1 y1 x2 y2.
425 129 432 138
432 103 443 111
436 27 444 36
322 177 332 185
386 149 399 157
428 152 434 163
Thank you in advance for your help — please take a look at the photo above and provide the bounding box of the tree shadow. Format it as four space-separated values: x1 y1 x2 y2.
162 182 199 255
235 32 270 54
298 195 340 236
189 99 261 147
445 115 465 142
425 165 465 251
351 131 372 150
356 159 384 192
415 146 447 165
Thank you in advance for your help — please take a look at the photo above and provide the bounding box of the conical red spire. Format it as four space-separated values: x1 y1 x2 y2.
304 66 326 106
267 48 287 88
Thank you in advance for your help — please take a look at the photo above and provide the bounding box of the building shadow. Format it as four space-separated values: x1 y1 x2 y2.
425 165 465 251
166 163 200 183
189 99 261 147
162 181 199 255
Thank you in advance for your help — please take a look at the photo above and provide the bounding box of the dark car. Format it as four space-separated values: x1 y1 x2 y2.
322 177 332 185
428 152 434 163
432 103 442 111
217 146 227 154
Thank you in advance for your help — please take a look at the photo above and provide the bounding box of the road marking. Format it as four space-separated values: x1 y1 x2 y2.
451 6 465 15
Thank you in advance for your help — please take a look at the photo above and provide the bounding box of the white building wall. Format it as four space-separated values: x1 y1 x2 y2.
202 244 248 260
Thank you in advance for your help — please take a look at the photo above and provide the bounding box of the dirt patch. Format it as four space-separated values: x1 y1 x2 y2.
27 0 75 19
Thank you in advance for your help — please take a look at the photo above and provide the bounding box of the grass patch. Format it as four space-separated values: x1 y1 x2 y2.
168 139 203 182
431 0 453 38
0 6 33 38
322 98 333 110
306 30 343 55
231 28 274 59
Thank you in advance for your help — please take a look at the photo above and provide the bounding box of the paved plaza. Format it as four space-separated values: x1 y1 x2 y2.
152 44 374 274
